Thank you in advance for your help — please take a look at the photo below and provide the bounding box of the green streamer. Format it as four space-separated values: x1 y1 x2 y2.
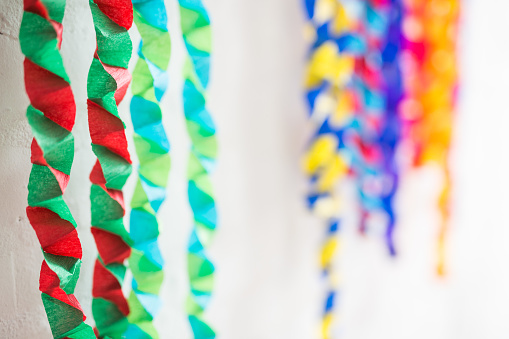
179 0 217 338
124 0 172 338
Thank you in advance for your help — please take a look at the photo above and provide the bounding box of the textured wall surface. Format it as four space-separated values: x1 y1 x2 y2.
1 0 509 338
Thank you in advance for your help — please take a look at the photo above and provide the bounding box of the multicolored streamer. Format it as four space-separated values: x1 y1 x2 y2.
86 0 134 336
347 0 402 255
125 0 172 337
400 0 459 274
20 0 95 337
179 0 217 337
303 0 363 337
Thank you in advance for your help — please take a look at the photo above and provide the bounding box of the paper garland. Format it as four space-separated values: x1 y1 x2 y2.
377 0 403 255
20 0 96 338
179 0 217 337
86 0 134 337
303 0 363 337
124 0 172 337
347 0 402 255
400 0 459 274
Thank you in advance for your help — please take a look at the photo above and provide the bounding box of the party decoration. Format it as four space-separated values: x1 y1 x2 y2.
303 0 363 337
400 0 459 274
347 0 403 255
20 0 96 338
179 0 217 337
86 0 134 336
124 0 172 337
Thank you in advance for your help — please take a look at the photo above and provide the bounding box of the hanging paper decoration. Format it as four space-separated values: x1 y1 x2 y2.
303 0 364 337
125 0 172 337
347 0 402 255
86 0 134 336
400 0 459 274
20 1 96 338
179 0 217 337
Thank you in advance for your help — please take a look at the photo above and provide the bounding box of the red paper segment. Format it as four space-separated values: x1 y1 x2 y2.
91 227 131 266
90 161 106 186
31 139 48 166
27 207 82 259
87 101 131 161
24 59 75 131
24 0 49 18
92 259 130 316
93 0 133 30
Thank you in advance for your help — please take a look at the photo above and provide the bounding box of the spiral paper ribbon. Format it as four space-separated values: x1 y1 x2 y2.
303 0 363 337
400 0 459 274
87 0 134 337
124 0 172 337
347 0 402 255
20 1 96 338
179 0 217 337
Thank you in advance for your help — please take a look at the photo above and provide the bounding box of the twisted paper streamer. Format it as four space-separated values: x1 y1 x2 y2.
400 0 459 274
179 0 217 337
124 0 172 337
303 1 363 337
347 0 402 255
20 1 96 338
86 0 134 337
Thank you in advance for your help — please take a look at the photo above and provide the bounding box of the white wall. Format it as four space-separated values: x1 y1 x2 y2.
1 0 509 338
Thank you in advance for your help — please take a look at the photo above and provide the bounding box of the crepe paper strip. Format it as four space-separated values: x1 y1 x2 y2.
20 1 96 338
303 1 363 337
123 0 171 338
319 219 340 339
20 2 97 339
380 0 403 255
179 0 217 337
86 0 134 337
400 0 459 275
345 0 403 255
